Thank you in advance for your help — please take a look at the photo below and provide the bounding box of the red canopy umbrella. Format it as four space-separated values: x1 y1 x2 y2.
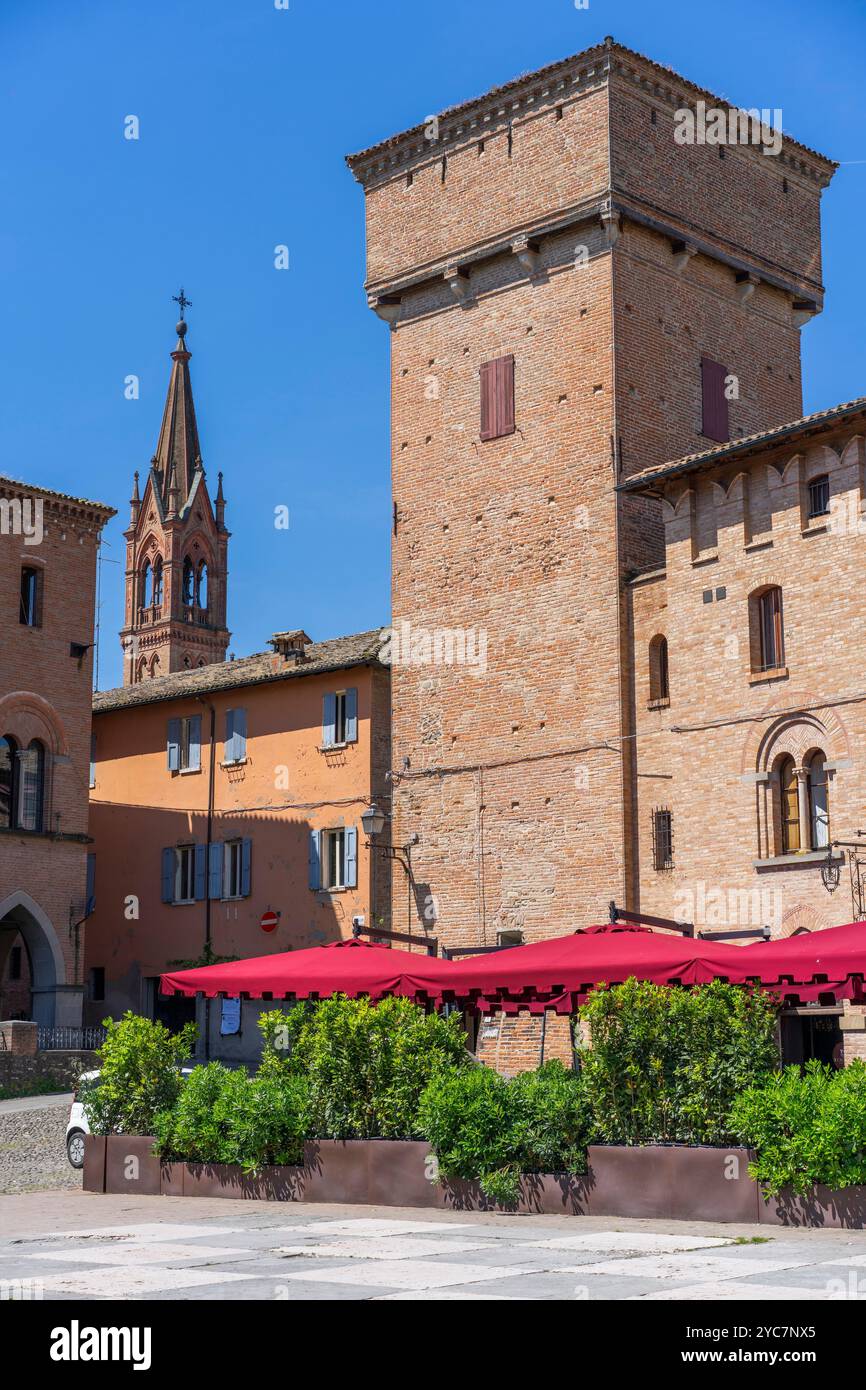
159 938 459 1004
707 920 866 1003
410 926 746 1014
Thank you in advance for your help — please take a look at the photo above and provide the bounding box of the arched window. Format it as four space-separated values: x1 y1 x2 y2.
182 557 195 607
150 654 160 680
778 755 800 855
136 656 148 684
141 560 153 609
808 751 830 848
649 635 669 703
152 557 164 607
753 586 784 672
18 740 45 833
0 735 17 830
196 560 208 611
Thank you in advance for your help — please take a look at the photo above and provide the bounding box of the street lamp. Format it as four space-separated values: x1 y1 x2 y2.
361 804 386 838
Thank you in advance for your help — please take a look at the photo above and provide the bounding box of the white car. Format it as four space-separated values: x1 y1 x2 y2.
66 1070 98 1168
66 1067 196 1168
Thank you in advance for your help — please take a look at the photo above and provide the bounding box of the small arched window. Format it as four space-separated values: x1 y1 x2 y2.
152 557 164 607
141 560 153 609
778 755 801 855
150 654 160 680
0 735 18 830
182 557 195 607
754 586 784 672
808 751 830 848
649 635 669 703
196 560 208 611
18 740 45 833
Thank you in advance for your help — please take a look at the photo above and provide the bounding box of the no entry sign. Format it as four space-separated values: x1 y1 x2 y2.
260 910 279 933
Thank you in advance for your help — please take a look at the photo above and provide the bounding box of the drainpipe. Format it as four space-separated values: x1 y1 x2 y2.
198 698 217 1061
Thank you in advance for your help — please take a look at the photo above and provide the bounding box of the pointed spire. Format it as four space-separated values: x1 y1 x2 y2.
166 459 180 519
129 470 141 527
215 470 227 531
153 298 202 513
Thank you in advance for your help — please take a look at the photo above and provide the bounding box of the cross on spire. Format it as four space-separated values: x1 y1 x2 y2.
172 287 192 318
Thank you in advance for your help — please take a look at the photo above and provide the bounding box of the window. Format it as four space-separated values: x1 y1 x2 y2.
167 715 201 773
700 356 730 444
196 561 208 609
223 840 243 898
89 732 96 789
322 689 357 748
779 756 801 854
9 946 21 981
757 587 784 671
224 708 247 764
17 741 44 832
649 635 669 703
152 557 164 606
182 557 195 607
140 560 153 608
89 967 105 1003
808 474 830 520
0 736 16 829
308 827 358 891
652 808 674 870
808 751 830 849
480 355 515 441
85 852 96 915
19 566 42 627
174 845 196 903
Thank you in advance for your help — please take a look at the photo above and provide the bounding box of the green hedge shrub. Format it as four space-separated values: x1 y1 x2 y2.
84 1012 195 1137
578 979 779 1146
257 996 470 1139
418 1059 591 1204
153 1063 308 1170
732 1059 866 1196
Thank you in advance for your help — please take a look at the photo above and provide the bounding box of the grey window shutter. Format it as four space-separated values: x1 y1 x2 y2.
241 838 252 896
208 842 223 899
189 715 202 771
194 843 207 900
308 830 321 890
167 719 180 771
89 733 96 789
344 827 358 889
322 693 336 748
235 708 247 760
344 689 358 743
161 847 175 903
224 709 235 762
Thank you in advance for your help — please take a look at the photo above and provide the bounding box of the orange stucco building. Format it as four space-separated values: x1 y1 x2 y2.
87 629 391 1057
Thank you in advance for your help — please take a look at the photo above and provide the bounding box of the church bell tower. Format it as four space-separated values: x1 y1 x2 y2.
120 296 230 684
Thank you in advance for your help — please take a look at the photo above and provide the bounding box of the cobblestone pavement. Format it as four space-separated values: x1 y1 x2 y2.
2 1191 866 1299
0 1103 81 1195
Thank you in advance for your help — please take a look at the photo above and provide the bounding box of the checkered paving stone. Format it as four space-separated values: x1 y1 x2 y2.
2 1217 865 1300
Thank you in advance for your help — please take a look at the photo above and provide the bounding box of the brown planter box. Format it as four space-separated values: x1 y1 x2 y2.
104 1135 161 1196
759 1185 866 1229
586 1145 760 1223
82 1134 106 1193
181 1162 304 1201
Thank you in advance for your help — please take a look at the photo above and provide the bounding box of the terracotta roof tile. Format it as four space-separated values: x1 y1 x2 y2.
93 628 386 714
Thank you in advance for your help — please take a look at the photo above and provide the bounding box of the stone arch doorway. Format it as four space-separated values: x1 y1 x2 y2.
0 891 71 1027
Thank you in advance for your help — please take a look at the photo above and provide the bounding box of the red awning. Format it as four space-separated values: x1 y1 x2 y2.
159 938 458 1003
706 920 866 1003
410 926 746 1014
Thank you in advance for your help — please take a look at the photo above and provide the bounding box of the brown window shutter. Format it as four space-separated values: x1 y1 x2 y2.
480 359 496 440
701 356 730 443
480 355 515 441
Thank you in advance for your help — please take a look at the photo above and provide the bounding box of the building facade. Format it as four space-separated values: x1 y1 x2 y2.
87 629 391 1056
0 474 114 1026
345 38 865 1069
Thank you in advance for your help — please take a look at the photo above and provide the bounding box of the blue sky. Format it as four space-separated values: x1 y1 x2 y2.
2 0 863 690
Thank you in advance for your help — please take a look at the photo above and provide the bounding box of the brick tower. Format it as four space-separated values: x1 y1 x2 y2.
346 35 836 1001
120 306 230 683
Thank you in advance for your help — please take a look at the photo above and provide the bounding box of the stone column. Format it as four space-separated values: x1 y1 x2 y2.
795 766 811 852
